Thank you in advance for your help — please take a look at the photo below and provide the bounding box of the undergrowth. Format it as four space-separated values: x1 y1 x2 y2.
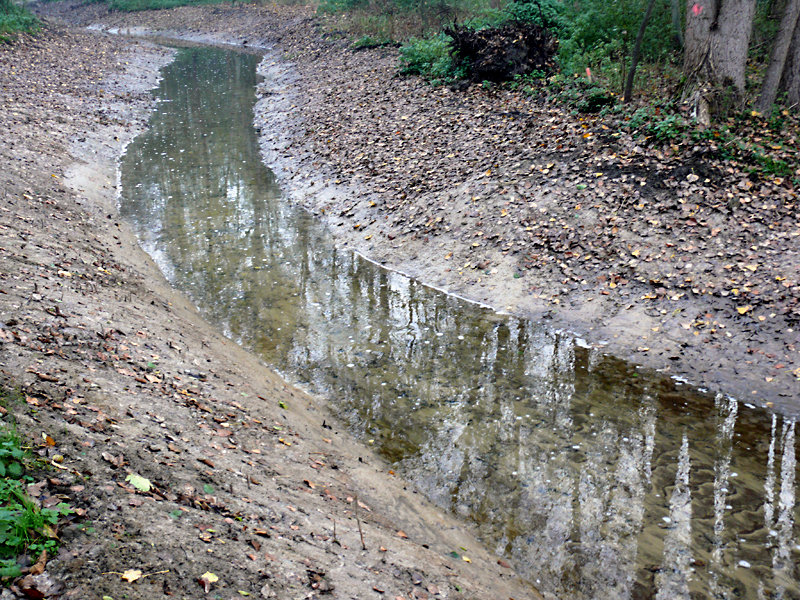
0 0 40 40
0 390 72 579
84 0 235 12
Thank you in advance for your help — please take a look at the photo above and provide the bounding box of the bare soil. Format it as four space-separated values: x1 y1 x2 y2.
0 1 797 599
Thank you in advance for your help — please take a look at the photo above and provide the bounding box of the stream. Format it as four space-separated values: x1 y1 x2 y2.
118 45 799 600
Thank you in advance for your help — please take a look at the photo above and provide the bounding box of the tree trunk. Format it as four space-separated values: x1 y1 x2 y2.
756 0 800 112
624 0 659 102
779 15 800 106
683 0 758 116
672 0 685 47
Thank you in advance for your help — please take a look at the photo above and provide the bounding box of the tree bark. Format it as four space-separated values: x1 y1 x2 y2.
624 0 659 102
756 0 800 112
672 0 685 47
683 0 757 104
779 15 800 106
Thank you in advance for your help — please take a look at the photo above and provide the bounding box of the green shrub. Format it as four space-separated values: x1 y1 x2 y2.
107 0 232 12
0 0 40 38
398 32 459 79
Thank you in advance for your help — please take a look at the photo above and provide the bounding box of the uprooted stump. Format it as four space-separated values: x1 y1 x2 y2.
444 22 558 83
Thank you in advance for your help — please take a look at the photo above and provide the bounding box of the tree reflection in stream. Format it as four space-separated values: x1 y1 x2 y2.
119 46 799 600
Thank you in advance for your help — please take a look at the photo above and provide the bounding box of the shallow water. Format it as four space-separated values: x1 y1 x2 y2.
119 46 800 600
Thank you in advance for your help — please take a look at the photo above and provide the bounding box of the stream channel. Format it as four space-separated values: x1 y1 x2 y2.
118 45 799 600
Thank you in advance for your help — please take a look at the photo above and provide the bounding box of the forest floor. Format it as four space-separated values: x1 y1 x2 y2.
0 1 797 599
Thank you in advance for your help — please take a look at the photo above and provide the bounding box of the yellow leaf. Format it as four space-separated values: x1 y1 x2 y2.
462 556 471 563
238 592 251 596
125 474 151 492
631 249 640 257
745 264 757 272
445 253 452 260
199 572 219 593
750 110 762 117
122 570 142 583
737 305 752 315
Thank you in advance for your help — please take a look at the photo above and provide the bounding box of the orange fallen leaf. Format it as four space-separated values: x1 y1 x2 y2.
396 530 408 539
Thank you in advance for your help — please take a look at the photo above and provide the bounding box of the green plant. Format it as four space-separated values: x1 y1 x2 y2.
398 32 460 80
0 428 24 479
0 478 71 561
104 0 233 12
352 34 393 49
647 113 684 141
0 0 40 39
0 407 72 573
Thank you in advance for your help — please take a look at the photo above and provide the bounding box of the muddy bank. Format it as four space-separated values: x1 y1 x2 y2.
46 1 800 413
1 14 538 600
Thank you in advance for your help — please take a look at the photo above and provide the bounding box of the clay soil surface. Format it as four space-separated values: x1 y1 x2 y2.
0 1 797 599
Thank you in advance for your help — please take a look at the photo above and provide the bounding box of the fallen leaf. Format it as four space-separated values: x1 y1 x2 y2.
199 572 218 593
122 570 142 583
737 305 752 315
125 474 151 492
396 530 408 539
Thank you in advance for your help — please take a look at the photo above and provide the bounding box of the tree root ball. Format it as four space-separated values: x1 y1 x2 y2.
444 22 558 83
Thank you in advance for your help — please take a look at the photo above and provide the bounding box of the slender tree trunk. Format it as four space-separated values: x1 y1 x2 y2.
624 0 659 102
672 0 685 47
779 16 800 106
756 0 800 111
682 0 758 118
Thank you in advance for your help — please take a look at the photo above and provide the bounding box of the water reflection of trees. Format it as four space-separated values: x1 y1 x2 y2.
120 47 799 600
